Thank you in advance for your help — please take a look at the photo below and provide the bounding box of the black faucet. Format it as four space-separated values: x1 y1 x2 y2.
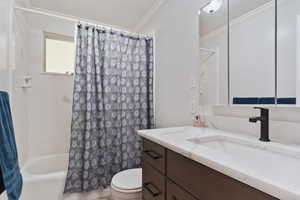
249 107 270 142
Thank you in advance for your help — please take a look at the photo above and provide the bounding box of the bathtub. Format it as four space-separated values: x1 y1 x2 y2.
20 154 110 200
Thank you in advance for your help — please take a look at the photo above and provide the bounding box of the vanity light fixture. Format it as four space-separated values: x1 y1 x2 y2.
201 0 223 14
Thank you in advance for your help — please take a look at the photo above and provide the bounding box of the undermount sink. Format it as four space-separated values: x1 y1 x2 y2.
187 135 300 182
187 135 299 155
187 135 270 156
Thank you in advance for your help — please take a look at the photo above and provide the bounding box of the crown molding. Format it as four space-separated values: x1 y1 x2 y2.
134 0 167 32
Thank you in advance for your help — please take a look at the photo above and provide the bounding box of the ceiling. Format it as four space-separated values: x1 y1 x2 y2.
200 0 273 36
29 0 274 35
29 0 157 30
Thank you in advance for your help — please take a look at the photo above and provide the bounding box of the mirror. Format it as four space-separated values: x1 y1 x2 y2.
229 0 276 105
277 0 300 105
199 0 229 105
199 0 300 106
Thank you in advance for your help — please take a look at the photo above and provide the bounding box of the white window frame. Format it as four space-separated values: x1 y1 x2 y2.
43 31 75 76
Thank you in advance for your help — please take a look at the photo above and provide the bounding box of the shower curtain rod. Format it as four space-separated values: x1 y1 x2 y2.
14 6 152 39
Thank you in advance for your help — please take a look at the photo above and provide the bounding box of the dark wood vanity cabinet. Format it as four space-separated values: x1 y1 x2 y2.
142 139 166 200
142 139 278 200
143 139 166 174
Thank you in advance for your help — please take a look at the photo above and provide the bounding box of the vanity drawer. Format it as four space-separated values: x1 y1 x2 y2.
143 139 166 174
167 180 197 200
142 162 165 200
167 150 278 200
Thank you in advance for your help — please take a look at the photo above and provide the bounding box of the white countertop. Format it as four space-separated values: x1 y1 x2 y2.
138 127 300 200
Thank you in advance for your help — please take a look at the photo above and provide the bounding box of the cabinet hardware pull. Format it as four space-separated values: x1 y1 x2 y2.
144 150 162 160
172 195 178 200
143 182 161 197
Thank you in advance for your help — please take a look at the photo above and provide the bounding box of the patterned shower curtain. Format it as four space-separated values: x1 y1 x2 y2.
64 24 154 193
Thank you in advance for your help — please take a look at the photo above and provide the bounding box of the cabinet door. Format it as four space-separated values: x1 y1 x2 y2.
167 180 197 200
142 162 165 200
167 150 278 200
143 139 166 174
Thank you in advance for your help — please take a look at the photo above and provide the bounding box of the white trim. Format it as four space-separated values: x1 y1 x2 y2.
43 31 75 74
40 72 74 77
8 0 15 95
152 31 157 127
297 15 300 105
216 47 221 105
14 6 152 38
134 0 167 32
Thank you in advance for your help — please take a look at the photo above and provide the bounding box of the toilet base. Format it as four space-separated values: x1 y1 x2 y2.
110 186 142 200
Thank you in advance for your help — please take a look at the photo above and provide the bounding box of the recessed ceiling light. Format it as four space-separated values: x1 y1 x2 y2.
201 0 223 15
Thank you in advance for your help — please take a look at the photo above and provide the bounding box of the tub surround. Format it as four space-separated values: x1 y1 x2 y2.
20 154 110 200
138 127 300 200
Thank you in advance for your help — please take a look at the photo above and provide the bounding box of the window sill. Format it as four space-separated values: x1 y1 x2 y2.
41 72 74 77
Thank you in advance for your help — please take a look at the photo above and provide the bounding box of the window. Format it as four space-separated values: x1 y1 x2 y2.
44 32 75 75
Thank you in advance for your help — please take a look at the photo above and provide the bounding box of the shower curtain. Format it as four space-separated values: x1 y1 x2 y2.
64 24 154 193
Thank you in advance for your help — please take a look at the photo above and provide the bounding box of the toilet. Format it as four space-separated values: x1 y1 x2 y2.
111 168 142 200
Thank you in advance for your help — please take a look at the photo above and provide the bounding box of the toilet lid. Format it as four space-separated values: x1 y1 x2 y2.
111 168 142 191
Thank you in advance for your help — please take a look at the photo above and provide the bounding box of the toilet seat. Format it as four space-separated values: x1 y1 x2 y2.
111 168 142 193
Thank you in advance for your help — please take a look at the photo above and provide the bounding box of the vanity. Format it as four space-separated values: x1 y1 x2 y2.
139 127 300 200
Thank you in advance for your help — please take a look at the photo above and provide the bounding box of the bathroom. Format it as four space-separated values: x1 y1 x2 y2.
0 0 300 199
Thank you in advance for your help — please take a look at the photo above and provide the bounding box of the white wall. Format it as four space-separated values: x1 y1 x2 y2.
137 0 300 149
0 0 31 165
11 9 31 165
139 0 208 127
209 105 300 146
298 16 300 104
199 49 221 105
230 4 275 99
1 4 75 160
0 0 11 92
26 13 74 158
2 4 75 160
200 31 228 105
278 0 300 98
8 0 300 163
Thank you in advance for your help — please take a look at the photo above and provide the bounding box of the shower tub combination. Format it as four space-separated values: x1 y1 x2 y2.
20 154 110 200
